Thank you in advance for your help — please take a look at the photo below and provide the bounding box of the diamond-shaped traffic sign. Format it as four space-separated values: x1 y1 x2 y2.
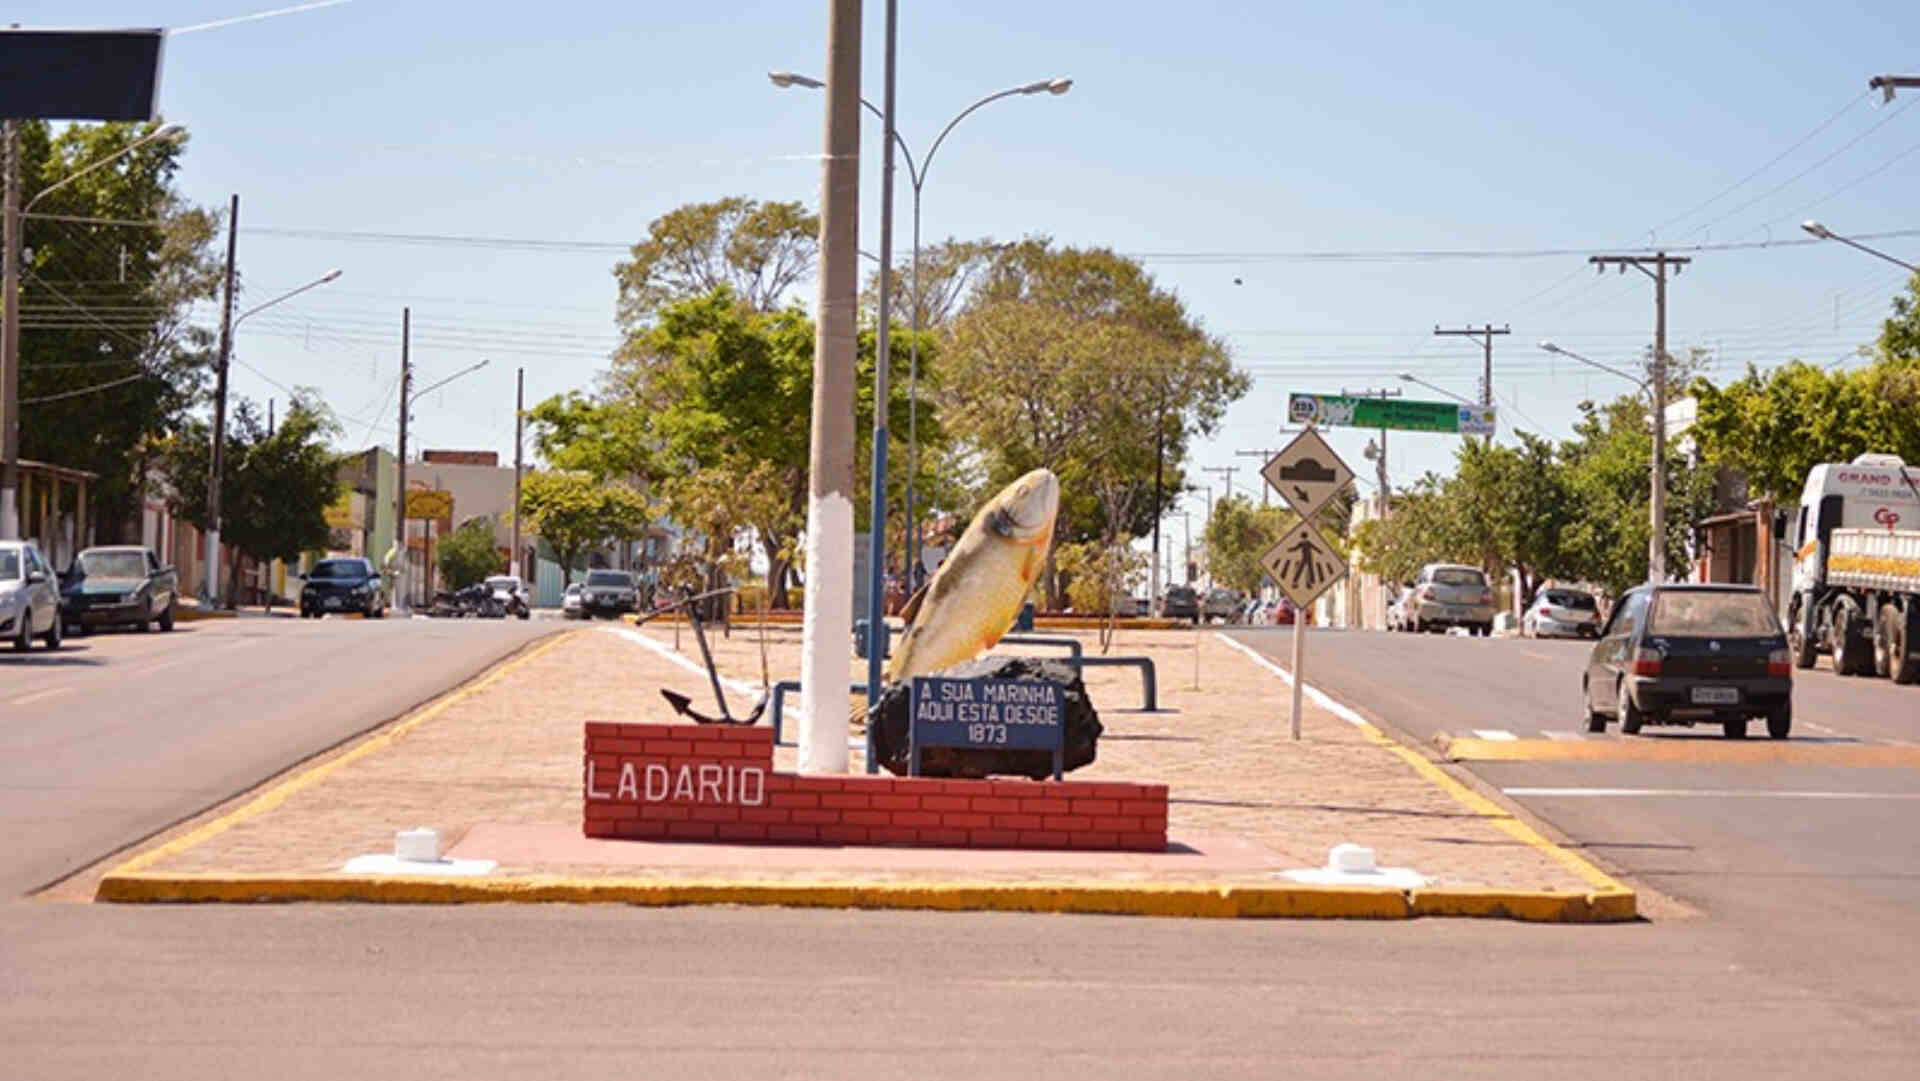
1261 427 1354 520
1261 520 1348 610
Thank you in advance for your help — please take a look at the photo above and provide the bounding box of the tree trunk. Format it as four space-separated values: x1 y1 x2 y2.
226 549 245 610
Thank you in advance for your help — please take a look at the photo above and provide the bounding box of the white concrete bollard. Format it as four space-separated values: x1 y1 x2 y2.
394 827 441 863
1329 843 1376 873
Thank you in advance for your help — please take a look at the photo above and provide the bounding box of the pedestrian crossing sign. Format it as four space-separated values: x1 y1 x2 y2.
1261 519 1348 609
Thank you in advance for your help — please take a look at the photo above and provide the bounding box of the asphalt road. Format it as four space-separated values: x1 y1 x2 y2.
1226 626 1920 1041
1 903 1913 1080
0 619 1915 1076
0 614 557 896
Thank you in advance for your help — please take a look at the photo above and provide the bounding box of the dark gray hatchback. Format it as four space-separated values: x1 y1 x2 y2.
1583 584 1792 740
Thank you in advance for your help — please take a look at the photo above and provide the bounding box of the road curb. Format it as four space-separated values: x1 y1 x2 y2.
1216 634 1638 921
91 871 1634 921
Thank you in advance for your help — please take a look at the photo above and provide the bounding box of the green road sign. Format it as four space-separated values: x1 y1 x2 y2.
1288 393 1496 436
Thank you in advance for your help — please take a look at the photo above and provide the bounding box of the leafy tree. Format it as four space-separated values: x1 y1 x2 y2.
437 518 503 590
1202 495 1298 596
1053 539 1147 650
1447 434 1572 601
1557 395 1716 596
518 471 650 587
863 237 1004 330
17 120 222 540
613 197 817 330
942 242 1248 603
160 392 341 606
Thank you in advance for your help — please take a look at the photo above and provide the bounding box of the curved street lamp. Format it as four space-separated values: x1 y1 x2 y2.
203 266 345 606
1801 221 1919 274
768 71 1072 579
1396 371 1477 406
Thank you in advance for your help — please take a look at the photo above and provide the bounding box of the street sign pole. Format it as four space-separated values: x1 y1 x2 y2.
1260 422 1356 741
1291 596 1306 740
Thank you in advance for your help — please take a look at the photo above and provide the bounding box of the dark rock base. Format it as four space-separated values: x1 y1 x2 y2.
867 656 1103 779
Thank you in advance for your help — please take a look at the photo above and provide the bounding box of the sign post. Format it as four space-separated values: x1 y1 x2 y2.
909 675 1065 780
1260 427 1355 739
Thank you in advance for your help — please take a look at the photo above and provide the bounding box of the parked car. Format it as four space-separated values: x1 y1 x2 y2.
1524 587 1601 639
1583 584 1792 740
1202 587 1243 623
1161 584 1200 622
561 583 584 620
485 575 532 619
59 546 178 634
1 540 63 651
1405 563 1496 636
581 569 640 618
300 557 386 619
1272 598 1298 626
1386 585 1415 632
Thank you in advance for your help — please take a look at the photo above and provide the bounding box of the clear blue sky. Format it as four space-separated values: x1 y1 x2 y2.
24 1 1920 536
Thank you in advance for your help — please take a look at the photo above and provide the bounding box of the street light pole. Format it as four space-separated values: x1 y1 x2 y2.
391 352 488 610
1801 221 1919 273
2 121 184 541
769 69 1072 581
200 220 343 607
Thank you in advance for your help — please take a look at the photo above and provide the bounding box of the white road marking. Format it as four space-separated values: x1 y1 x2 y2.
133 658 190 676
1214 634 1368 727
10 687 73 706
1471 729 1518 741
1505 787 1920 800
1540 730 1588 741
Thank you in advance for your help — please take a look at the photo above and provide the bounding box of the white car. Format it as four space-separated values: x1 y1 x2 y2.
1524 587 1602 639
1 540 64 651
561 583 584 620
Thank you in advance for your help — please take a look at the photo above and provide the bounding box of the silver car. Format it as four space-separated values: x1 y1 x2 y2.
1 540 64 651
1524 587 1601 639
1406 563 1496 636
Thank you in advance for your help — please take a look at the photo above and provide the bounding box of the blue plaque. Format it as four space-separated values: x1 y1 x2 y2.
908 676 1065 780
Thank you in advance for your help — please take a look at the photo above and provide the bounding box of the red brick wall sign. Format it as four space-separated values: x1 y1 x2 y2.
584 723 1167 852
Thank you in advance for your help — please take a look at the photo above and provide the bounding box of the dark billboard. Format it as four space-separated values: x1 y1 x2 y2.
0 29 165 121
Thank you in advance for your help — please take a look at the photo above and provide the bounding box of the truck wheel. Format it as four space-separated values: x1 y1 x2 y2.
1619 682 1644 735
1830 600 1873 676
1789 597 1819 669
1890 602 1920 686
1767 702 1792 740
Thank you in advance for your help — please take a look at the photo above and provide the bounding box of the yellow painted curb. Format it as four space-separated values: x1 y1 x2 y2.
1440 736 1920 767
95 871 1638 920
1215 634 1638 921
102 630 578 878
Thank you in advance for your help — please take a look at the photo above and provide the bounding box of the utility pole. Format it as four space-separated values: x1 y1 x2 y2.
202 194 239 607
511 366 524 580
1433 323 1508 444
1235 449 1285 506
1343 386 1401 515
1202 465 1237 503
0 120 19 540
798 0 862 776
1150 395 1166 615
394 308 411 613
1590 252 1688 584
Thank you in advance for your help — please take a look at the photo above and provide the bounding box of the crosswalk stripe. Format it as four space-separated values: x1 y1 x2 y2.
1471 728 1518 741
1540 730 1588 741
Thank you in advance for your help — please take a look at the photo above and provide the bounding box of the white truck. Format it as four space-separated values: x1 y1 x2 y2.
1787 453 1920 684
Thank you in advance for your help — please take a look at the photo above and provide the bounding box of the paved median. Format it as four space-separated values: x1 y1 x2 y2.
89 623 1636 921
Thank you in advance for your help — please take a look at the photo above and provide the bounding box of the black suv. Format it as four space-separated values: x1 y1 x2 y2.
1162 585 1200 623
300 557 385 618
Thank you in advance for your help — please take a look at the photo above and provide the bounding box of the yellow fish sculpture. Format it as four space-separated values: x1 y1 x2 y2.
884 468 1060 684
